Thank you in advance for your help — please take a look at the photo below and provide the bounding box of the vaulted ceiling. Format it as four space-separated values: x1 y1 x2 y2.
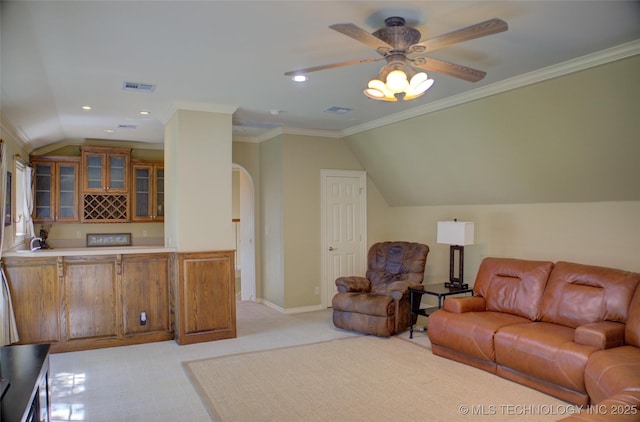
2 1 639 150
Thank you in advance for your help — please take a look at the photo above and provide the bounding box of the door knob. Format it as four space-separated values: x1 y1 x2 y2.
328 246 338 251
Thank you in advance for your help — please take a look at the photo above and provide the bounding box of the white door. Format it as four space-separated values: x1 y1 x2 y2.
321 170 367 307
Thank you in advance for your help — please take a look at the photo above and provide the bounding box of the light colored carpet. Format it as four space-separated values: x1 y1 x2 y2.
183 335 574 422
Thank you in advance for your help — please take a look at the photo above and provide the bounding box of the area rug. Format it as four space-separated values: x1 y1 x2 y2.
183 336 573 421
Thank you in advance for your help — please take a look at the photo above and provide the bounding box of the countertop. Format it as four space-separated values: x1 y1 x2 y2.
3 245 175 257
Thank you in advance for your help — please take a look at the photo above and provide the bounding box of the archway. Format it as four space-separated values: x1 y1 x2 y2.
232 164 256 301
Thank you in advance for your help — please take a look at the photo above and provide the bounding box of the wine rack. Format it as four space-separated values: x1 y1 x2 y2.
83 194 129 222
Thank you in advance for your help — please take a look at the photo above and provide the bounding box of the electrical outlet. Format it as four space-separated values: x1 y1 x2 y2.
143 230 148 237
314 286 320 295
140 311 147 326
76 231 81 239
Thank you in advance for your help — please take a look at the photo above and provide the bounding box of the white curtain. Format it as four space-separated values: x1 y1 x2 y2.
0 141 20 345
22 164 35 239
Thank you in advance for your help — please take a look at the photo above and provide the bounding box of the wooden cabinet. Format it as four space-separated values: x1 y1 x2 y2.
131 160 164 222
175 250 236 345
80 146 131 222
3 252 174 353
121 253 171 336
62 255 119 344
31 157 80 223
31 147 165 224
3 256 61 346
80 146 130 193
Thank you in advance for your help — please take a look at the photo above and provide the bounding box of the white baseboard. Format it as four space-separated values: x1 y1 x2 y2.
258 298 326 314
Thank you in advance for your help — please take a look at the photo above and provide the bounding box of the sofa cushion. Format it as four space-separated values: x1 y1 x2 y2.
428 310 531 364
541 262 640 328
473 258 554 320
625 287 640 348
584 345 640 405
495 322 598 395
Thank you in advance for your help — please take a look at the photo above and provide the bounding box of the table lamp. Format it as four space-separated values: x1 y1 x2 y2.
437 220 474 289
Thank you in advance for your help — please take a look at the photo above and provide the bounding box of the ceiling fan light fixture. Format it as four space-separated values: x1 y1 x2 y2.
365 78 397 101
385 69 409 93
404 72 434 99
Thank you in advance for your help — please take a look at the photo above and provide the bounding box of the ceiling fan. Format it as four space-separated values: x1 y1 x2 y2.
285 17 508 101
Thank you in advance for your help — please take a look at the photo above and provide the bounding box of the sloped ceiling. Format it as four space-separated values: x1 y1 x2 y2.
343 55 640 206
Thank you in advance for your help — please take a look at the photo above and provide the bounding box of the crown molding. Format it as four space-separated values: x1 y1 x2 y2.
235 125 343 143
31 138 164 156
0 117 31 152
340 40 640 138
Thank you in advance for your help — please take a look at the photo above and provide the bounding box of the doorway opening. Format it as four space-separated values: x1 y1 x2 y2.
232 164 256 302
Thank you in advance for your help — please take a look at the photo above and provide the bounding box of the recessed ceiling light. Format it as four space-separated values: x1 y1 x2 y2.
139 111 150 115
81 105 92 110
292 75 309 82
104 129 115 133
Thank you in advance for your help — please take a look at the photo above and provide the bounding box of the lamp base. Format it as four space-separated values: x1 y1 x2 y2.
445 281 468 290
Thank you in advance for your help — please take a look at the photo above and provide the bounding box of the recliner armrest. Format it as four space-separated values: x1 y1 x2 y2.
387 281 422 300
335 276 371 293
443 296 486 313
575 321 626 350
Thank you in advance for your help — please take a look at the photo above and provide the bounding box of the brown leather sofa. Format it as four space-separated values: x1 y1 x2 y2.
332 241 429 337
428 257 640 420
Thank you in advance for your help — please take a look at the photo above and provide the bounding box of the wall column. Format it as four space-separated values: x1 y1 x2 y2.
164 107 235 251
163 105 238 344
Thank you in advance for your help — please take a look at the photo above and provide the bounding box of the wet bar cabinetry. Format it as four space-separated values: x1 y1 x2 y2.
3 252 173 353
2 256 61 345
31 146 165 223
32 156 80 223
80 146 131 222
131 160 164 222
175 250 236 345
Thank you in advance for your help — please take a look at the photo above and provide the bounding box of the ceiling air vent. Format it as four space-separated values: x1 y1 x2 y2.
117 124 137 130
323 106 352 114
123 81 156 93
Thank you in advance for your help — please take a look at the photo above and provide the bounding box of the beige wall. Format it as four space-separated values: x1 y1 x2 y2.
165 109 233 251
368 201 640 287
250 133 364 309
281 134 363 309
259 136 285 307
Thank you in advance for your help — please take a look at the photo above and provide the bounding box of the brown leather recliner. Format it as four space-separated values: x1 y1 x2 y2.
332 241 429 337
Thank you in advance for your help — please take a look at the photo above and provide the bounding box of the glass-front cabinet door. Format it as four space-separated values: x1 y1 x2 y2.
32 157 80 223
155 167 164 219
131 161 164 222
81 146 130 193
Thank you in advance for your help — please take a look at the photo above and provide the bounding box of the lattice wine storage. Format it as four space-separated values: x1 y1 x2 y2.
83 194 129 222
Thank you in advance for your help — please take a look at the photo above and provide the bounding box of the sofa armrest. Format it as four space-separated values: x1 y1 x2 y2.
335 276 371 293
575 321 626 350
442 296 486 313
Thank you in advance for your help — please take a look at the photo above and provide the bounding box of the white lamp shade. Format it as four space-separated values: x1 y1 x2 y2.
437 221 475 246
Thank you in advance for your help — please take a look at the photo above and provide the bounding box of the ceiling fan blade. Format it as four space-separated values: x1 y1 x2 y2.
329 23 393 54
284 57 382 76
408 18 508 54
412 57 487 82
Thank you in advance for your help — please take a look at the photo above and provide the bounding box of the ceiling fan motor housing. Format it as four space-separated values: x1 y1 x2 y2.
372 17 421 51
